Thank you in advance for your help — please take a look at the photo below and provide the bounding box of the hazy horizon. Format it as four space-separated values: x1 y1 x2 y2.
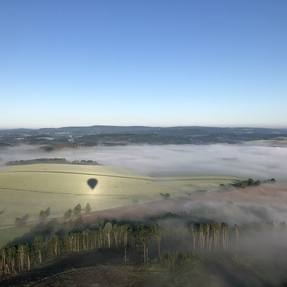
1 124 287 130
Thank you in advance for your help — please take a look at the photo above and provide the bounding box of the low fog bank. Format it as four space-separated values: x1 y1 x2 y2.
1 144 287 225
181 183 287 225
84 183 287 225
0 144 287 179
1 144 287 286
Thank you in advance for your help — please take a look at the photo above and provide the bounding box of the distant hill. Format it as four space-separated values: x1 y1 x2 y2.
0 126 287 147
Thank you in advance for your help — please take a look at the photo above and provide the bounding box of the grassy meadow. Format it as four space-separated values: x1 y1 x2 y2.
0 163 238 246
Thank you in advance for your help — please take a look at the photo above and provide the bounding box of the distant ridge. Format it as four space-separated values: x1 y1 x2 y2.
0 126 287 147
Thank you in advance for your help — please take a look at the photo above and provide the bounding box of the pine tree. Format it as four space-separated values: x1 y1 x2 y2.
64 209 73 220
85 203 92 214
73 204 82 217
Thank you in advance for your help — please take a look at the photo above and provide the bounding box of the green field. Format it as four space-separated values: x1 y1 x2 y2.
0 164 238 246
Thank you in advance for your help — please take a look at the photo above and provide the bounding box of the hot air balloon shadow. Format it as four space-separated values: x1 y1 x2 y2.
87 178 98 190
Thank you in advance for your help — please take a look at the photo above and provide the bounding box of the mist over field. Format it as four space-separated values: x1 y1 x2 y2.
1 144 287 285
0 144 287 179
1 143 287 225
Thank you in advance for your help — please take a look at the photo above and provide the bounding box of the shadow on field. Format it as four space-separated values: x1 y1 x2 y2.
0 249 128 287
3 250 287 287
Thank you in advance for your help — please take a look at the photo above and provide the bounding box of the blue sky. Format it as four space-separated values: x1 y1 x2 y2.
0 0 286 128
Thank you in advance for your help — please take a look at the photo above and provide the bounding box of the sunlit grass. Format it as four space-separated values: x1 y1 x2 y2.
0 164 237 246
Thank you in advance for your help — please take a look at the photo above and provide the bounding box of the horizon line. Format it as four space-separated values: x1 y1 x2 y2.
1 124 287 131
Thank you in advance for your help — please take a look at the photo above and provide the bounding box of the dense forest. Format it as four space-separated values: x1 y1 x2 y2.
1 217 285 279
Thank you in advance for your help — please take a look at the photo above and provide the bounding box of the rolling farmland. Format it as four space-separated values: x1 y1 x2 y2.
0 164 238 246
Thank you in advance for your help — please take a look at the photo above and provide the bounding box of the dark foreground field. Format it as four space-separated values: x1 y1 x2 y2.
2 245 287 287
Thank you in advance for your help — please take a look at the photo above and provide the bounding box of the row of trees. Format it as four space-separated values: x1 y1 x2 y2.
0 221 241 277
190 223 240 250
14 208 50 228
64 203 92 220
0 222 128 276
226 178 276 189
14 203 92 227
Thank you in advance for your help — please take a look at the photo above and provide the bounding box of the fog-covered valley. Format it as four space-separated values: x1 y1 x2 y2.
1 143 287 179
1 143 287 286
1 143 287 225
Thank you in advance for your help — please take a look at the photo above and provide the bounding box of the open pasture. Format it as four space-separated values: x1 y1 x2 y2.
0 164 237 246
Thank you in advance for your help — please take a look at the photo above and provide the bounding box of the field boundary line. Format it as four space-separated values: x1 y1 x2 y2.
0 187 134 197
1 170 237 182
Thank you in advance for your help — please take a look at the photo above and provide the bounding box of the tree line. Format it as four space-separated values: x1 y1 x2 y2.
0 221 241 278
2 218 285 279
